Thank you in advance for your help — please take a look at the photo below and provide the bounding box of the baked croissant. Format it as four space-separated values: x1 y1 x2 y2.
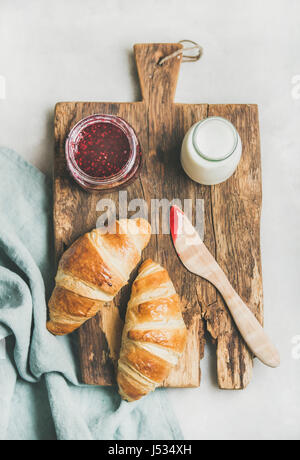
47 218 151 336
117 259 187 401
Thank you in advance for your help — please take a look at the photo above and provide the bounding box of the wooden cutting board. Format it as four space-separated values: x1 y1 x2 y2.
53 43 263 389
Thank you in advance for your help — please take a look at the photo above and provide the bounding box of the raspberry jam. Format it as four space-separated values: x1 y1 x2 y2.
66 114 141 191
75 123 131 178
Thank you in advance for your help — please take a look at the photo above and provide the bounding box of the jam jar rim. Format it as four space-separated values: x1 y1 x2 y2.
65 113 139 187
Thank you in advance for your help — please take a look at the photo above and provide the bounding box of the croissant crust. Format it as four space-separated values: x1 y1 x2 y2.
117 259 187 401
47 219 151 336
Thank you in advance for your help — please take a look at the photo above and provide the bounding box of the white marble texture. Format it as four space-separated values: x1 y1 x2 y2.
0 0 299 440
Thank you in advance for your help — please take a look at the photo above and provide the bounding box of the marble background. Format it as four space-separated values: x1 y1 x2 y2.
0 0 299 440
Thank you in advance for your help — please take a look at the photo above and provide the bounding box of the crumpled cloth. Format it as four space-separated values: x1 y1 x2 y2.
0 147 183 440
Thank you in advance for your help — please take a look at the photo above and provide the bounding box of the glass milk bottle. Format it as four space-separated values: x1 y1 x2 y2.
181 117 242 185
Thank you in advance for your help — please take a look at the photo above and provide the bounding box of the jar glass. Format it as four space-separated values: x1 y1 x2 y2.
66 114 141 192
181 116 242 185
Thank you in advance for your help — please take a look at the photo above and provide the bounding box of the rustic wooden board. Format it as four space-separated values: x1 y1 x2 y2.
53 43 263 389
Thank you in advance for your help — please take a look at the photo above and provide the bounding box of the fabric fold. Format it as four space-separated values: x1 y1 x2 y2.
0 147 183 441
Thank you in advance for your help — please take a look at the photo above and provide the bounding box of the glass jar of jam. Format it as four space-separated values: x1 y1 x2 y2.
65 114 141 191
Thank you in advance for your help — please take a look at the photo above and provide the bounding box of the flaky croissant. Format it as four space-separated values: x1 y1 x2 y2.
117 259 187 401
47 218 151 336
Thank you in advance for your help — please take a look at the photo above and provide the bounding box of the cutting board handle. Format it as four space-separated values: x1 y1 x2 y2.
134 43 183 104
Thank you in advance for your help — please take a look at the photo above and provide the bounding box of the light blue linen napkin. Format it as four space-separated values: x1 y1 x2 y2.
0 147 183 441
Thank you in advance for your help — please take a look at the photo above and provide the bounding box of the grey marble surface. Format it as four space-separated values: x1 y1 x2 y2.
0 0 299 440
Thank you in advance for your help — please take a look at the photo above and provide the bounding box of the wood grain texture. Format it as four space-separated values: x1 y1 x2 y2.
202 104 264 388
53 43 263 389
171 205 277 371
